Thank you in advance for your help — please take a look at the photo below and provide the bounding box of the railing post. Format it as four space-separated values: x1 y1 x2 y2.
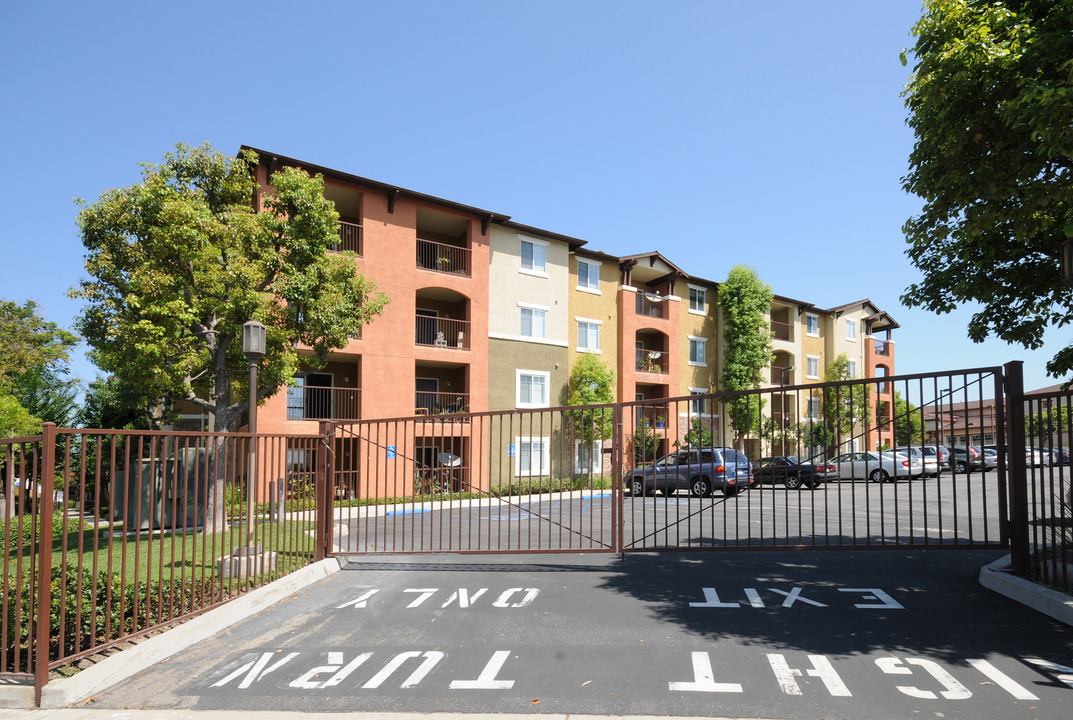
1004 361 1029 575
612 403 624 553
35 422 56 706
315 421 334 561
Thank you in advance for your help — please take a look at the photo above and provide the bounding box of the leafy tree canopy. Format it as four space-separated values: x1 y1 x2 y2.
719 265 774 442
0 299 78 436
900 0 1073 377
892 391 924 447
70 143 388 430
566 354 616 447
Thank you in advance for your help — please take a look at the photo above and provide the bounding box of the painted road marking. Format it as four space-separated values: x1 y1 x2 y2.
202 649 1072 705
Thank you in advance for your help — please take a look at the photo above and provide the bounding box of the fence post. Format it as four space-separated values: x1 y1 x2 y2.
315 421 334 561
34 422 56 706
612 403 624 553
1004 361 1029 575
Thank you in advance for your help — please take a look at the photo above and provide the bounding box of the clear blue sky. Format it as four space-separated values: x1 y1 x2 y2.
1 1 1067 394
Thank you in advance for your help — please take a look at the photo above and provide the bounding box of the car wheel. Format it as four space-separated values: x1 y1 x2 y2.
954 461 967 473
630 479 644 496
690 477 712 498
784 475 802 490
869 469 888 483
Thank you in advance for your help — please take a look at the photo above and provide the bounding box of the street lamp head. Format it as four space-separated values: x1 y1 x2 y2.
242 320 267 361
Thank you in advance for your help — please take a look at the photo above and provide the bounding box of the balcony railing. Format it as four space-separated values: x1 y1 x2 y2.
415 391 470 416
874 340 890 356
636 349 667 374
417 239 471 277
286 386 361 420
772 320 793 342
331 221 363 255
635 293 666 319
415 316 470 350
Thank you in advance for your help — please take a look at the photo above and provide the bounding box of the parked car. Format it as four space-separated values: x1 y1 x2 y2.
951 446 988 472
624 447 753 498
751 456 839 489
895 446 939 477
916 444 951 472
830 450 925 483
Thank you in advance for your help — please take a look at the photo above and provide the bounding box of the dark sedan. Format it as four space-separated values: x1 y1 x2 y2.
751 456 839 489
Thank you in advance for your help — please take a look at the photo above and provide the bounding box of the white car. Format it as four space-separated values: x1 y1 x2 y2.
894 446 939 477
831 450 926 483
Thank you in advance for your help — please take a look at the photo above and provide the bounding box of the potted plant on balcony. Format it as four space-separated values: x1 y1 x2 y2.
655 415 667 429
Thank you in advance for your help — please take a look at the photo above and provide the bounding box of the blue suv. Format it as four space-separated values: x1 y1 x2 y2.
624 447 753 498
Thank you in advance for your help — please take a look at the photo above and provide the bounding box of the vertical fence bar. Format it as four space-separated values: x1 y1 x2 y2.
1004 361 1029 574
34 423 56 705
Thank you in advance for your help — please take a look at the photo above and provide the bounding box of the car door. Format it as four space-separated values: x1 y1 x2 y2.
670 451 700 491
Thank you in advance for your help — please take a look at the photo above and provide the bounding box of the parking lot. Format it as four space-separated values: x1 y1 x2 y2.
87 549 1073 719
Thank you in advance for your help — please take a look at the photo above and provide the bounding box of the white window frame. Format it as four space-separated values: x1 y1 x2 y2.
576 317 602 353
846 318 857 341
689 387 710 416
573 439 603 474
687 284 707 315
807 397 821 420
576 258 601 293
688 335 707 366
516 370 550 408
519 302 548 339
806 313 820 338
519 236 549 277
806 355 820 379
847 359 857 378
515 436 551 477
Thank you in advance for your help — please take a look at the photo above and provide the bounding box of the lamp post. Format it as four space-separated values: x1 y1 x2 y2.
242 320 266 548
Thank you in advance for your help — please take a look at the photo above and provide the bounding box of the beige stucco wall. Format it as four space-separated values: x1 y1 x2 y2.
825 305 869 378
488 226 570 347
675 279 718 396
568 252 620 382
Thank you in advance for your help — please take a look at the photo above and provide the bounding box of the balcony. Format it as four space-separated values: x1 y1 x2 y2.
636 349 667 374
772 320 793 342
286 386 361 420
874 340 890 356
415 391 470 416
771 364 794 384
416 316 470 350
331 221 363 255
635 293 666 319
417 239 471 277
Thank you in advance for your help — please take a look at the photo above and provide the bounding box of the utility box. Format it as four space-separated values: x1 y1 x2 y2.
113 447 208 531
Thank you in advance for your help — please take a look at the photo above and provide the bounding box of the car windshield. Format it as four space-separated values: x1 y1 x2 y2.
785 456 801 465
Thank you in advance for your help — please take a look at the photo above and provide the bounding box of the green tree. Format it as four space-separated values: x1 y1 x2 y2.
71 143 388 432
565 354 616 476
0 299 78 436
820 353 871 457
900 0 1073 378
719 265 774 447
892 391 924 447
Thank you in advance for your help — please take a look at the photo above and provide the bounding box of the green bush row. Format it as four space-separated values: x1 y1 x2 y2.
0 513 84 553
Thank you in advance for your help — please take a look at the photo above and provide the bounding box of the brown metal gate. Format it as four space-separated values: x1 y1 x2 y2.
326 365 1024 555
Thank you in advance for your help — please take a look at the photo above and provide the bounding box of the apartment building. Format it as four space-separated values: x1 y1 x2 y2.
230 148 899 487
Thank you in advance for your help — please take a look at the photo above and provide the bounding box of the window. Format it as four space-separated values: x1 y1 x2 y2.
520 306 547 339
516 437 550 476
807 397 821 420
516 370 549 408
688 285 706 314
806 313 819 337
577 319 601 352
520 238 547 274
846 319 857 341
806 355 819 379
577 259 600 292
689 388 709 415
689 336 706 365
574 440 603 474
847 359 857 378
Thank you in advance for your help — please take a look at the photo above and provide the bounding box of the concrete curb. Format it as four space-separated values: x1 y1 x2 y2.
979 554 1073 627
0 558 342 710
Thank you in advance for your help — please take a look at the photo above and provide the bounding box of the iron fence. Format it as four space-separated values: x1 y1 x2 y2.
1 426 322 700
